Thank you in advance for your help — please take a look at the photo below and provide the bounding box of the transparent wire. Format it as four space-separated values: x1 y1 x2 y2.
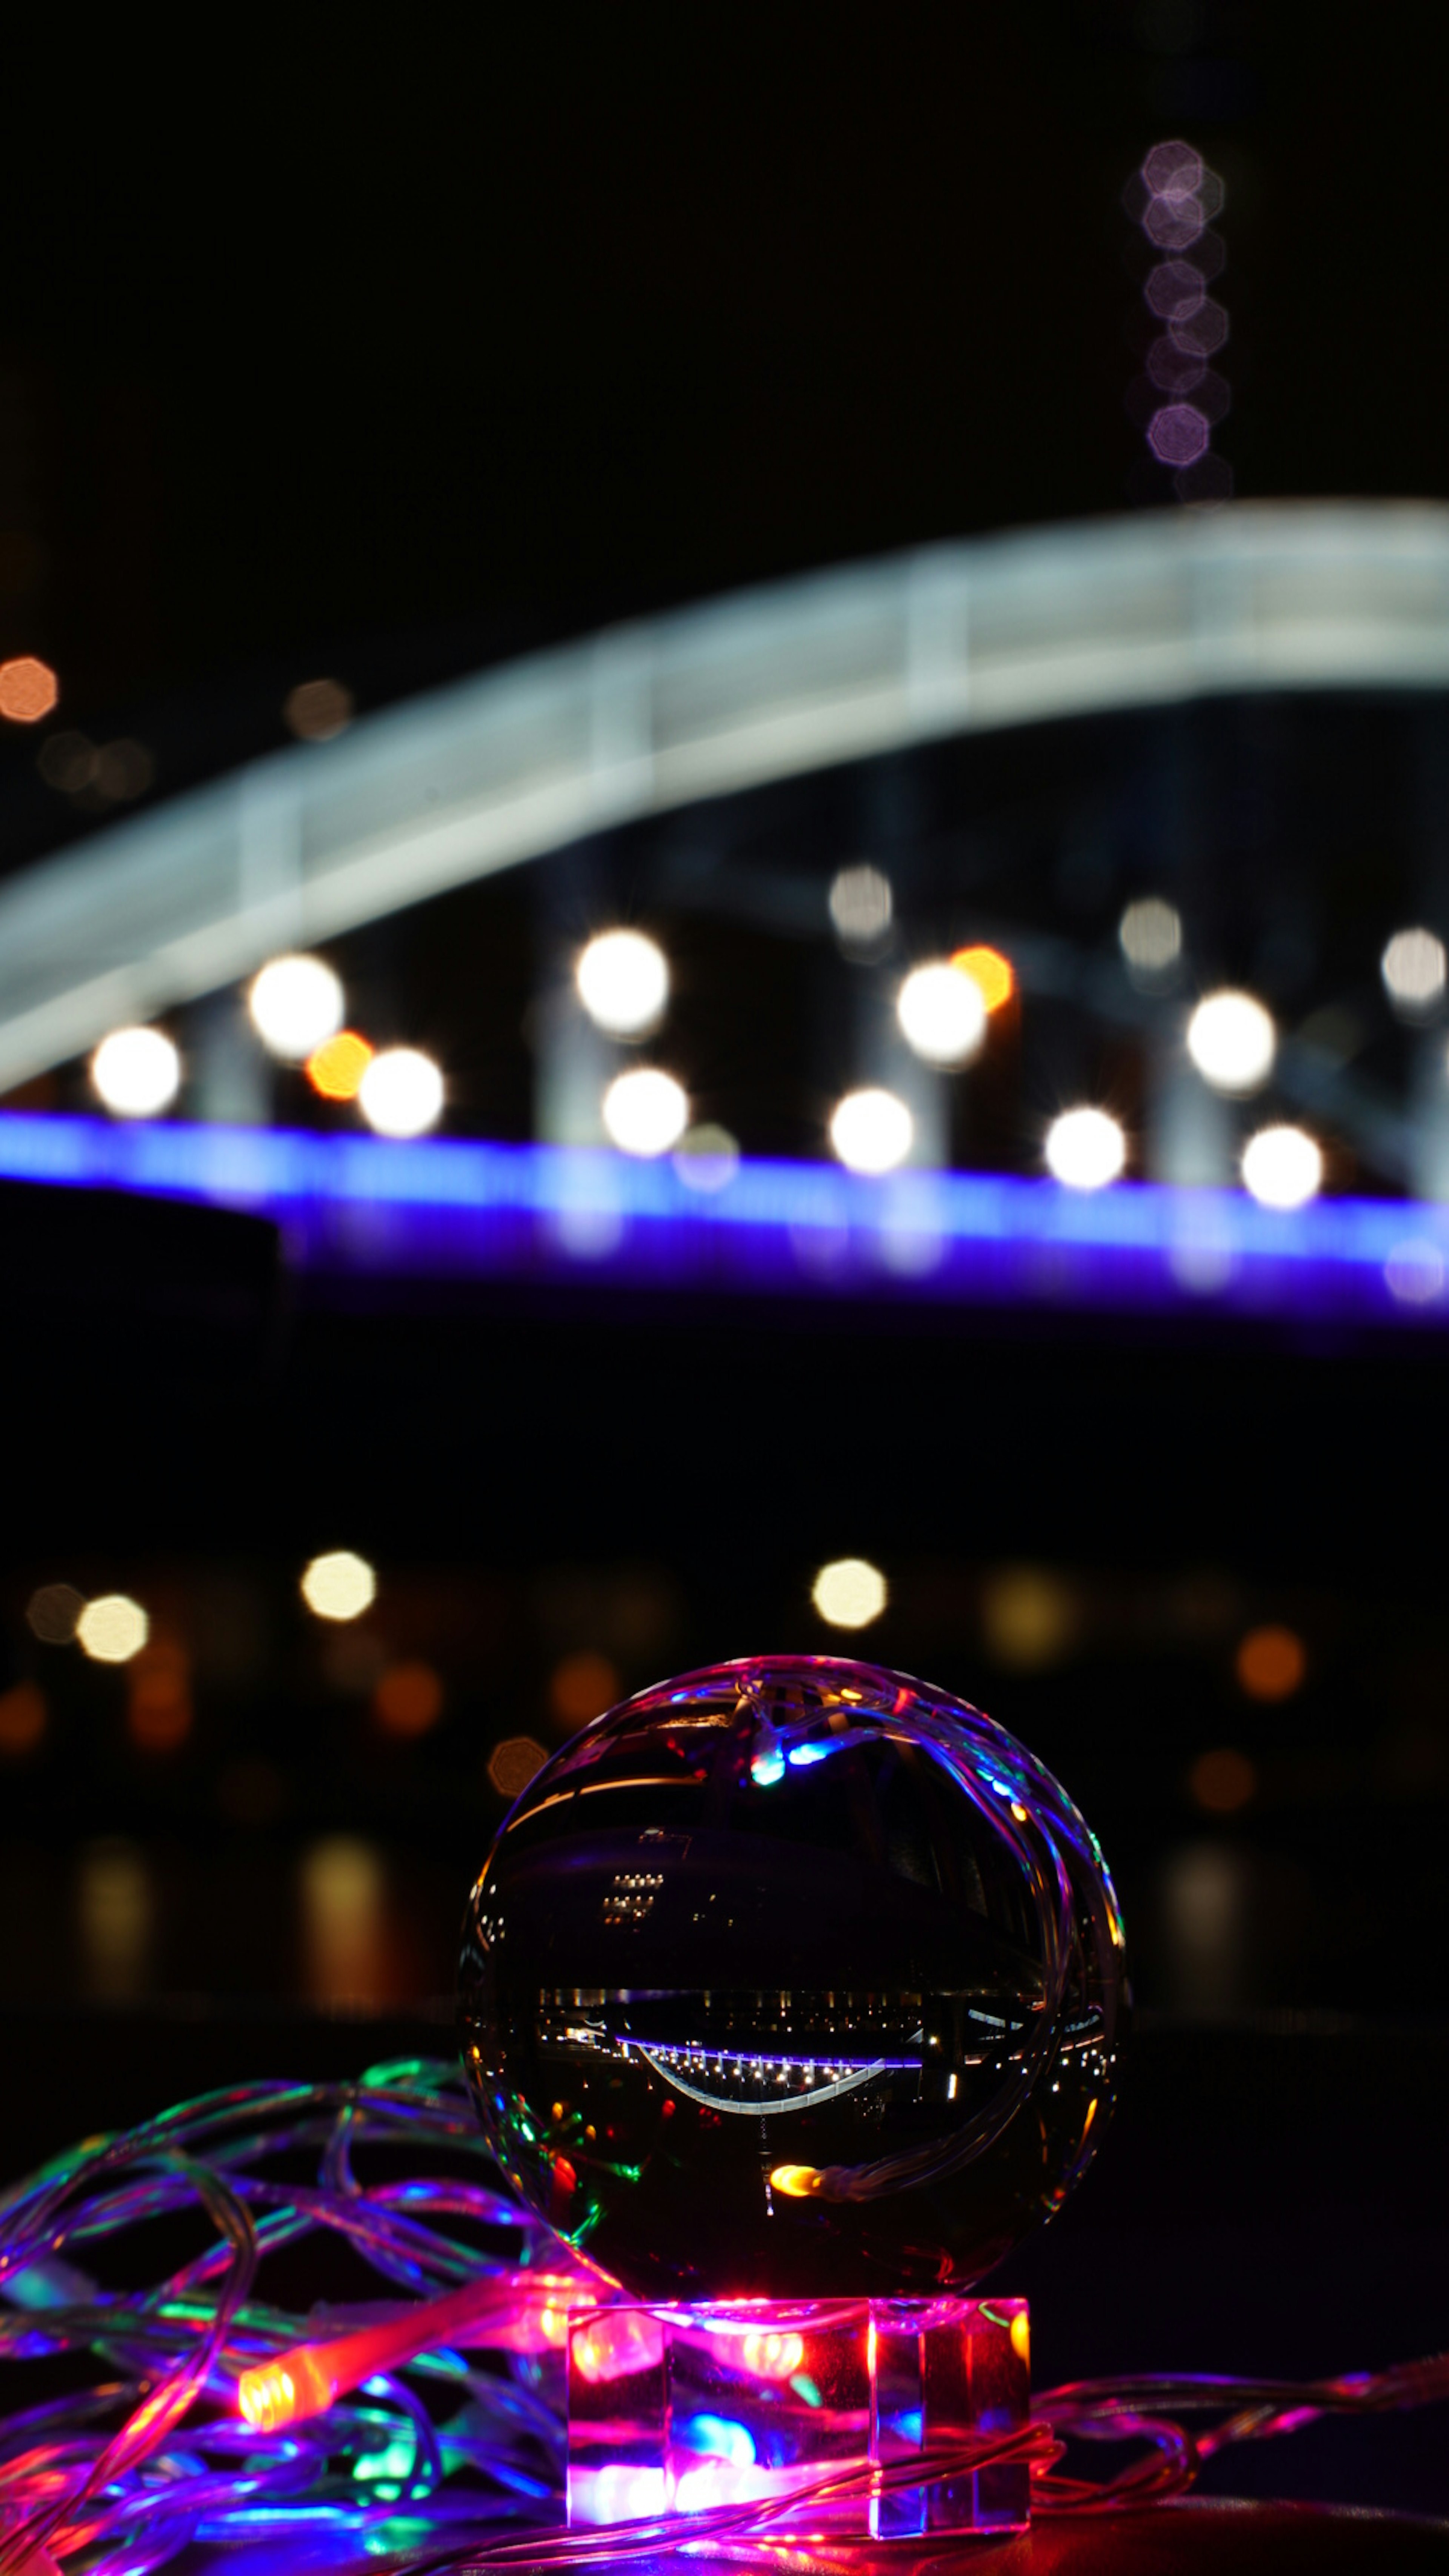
0 2057 1444 2575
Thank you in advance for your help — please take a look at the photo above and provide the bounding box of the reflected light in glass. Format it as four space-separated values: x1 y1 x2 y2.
1188 1747 1257 1814
1381 926 1447 1016
1119 896 1182 976
76 1595 150 1664
301 1550 377 1622
603 1066 688 1157
830 1087 913 1175
373 1660 445 1737
811 1556 888 1629
307 1029 373 1100
489 1734 548 1798
1044 1107 1126 1190
1241 1123 1322 1210
550 1650 622 1729
0 655 59 722
249 955 344 1061
26 1582 84 1644
951 944 1015 1014
1235 1625 1307 1702
828 863 893 949
673 1124 740 1192
577 930 669 1036
358 1046 444 1138
0 1681 46 1756
897 961 987 1066
91 1026 181 1118
1187 990 1276 1094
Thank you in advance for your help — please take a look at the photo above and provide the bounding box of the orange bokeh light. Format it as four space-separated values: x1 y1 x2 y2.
549 1649 621 1729
127 1638 192 1753
951 944 1015 1013
1235 1624 1306 1702
0 1681 46 1756
307 1030 373 1101
0 656 59 723
1188 1747 1257 1813
373 1660 445 1738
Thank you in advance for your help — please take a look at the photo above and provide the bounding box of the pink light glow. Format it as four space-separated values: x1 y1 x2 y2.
1144 258 1207 322
1148 404 1211 466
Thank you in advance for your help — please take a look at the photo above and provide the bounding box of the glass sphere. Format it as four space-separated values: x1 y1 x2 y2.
459 1656 1126 2299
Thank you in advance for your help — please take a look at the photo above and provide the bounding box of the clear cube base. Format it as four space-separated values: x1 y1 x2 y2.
567 2294 1030 2541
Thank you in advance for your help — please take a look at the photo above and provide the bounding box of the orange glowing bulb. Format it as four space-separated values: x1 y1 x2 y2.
306 1030 374 1101
951 944 1015 1014
236 2269 598 2431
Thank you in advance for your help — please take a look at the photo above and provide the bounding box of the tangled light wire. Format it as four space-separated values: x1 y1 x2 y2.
0 2058 1444 2576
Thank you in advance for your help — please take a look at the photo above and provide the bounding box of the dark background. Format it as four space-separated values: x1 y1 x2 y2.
3 2 1448 2522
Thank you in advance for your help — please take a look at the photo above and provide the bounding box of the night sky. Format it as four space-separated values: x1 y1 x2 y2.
0 6 1438 789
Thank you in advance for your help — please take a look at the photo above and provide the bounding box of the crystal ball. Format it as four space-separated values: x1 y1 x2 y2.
458 1656 1126 2299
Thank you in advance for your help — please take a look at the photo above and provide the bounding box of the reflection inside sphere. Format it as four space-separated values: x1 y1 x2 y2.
459 1656 1126 2299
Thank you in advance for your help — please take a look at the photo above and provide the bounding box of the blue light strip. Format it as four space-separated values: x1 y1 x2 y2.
2 1110 1449 1329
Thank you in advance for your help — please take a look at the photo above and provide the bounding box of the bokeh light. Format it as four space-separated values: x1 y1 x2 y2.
307 1030 374 1100
1187 990 1276 1094
489 1735 548 1799
1148 404 1210 466
1119 895 1183 977
672 1124 740 1192
896 960 987 1066
76 1595 150 1665
300 1835 388 2010
1236 1625 1307 1702
1044 1106 1126 1190
829 1087 913 1175
603 1066 688 1156
828 863 892 949
26 1582 84 1644
1241 1123 1323 1210
576 930 669 1036
550 1649 622 1729
0 1682 46 1757
1189 1747 1257 1814
811 1556 887 1629
951 944 1015 1013
358 1046 444 1138
1381 926 1447 1016
127 1636 193 1752
980 1566 1079 1670
301 1550 377 1622
373 1661 445 1738
285 678 354 741
91 1026 181 1119
0 655 58 722
249 955 345 1061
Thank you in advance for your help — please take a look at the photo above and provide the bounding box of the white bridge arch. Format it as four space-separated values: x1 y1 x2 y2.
5 500 1449 1094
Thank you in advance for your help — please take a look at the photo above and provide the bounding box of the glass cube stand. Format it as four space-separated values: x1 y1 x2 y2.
567 2294 1031 2542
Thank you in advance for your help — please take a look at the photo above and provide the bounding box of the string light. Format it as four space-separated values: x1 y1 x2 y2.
0 2056 1443 2568
91 1026 181 1118
1187 990 1276 1094
358 1046 444 1138
577 930 669 1036
1242 1123 1323 1210
307 1029 373 1100
301 1550 376 1621
951 946 1015 1014
603 1066 688 1156
249 955 345 1061
829 1087 913 1175
897 961 987 1066
1044 1108 1126 1191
